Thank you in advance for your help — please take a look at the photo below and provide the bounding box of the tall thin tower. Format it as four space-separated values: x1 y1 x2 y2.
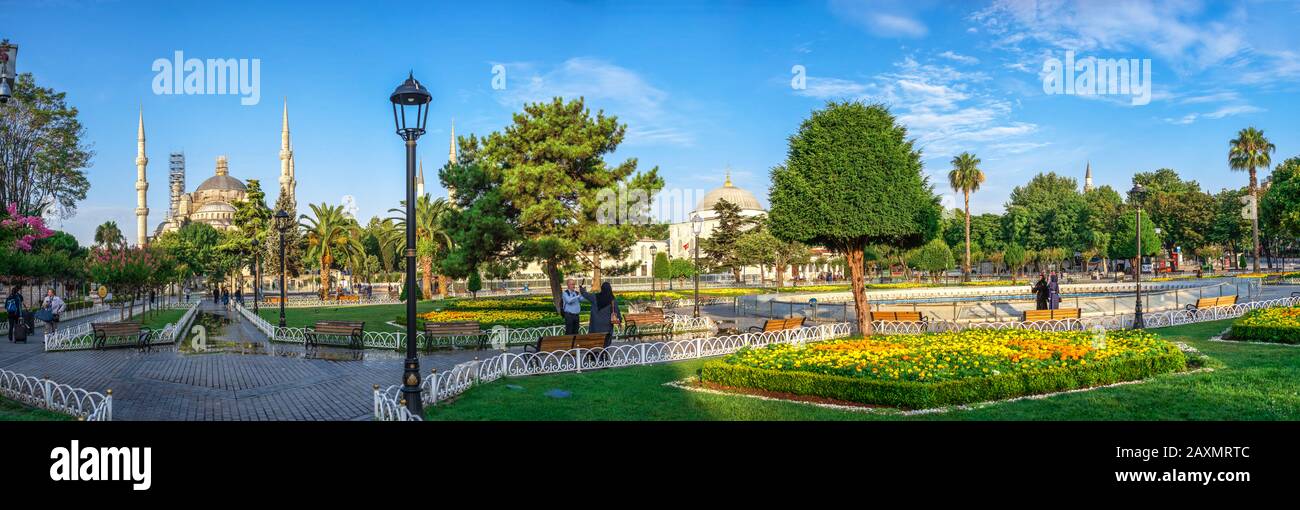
168 152 185 221
135 110 149 247
278 100 296 208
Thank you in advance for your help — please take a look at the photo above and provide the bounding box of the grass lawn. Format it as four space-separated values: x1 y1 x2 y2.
257 301 447 332
425 319 1300 420
133 308 188 330
0 395 75 421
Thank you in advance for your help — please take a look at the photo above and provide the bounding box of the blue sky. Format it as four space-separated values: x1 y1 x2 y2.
5 0 1300 245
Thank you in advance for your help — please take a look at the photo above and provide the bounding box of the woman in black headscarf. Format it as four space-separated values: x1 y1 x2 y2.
1031 273 1049 310
581 282 623 346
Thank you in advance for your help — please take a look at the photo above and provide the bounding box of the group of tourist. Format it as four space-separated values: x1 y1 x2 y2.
1031 272 1063 310
560 278 623 345
5 285 67 342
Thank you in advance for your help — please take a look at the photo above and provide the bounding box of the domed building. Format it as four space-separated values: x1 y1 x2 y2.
154 155 248 234
668 172 767 260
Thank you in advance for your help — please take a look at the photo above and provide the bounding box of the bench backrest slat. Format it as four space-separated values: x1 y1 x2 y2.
536 335 574 351
1023 308 1081 321
573 333 607 349
870 311 923 322
424 321 482 335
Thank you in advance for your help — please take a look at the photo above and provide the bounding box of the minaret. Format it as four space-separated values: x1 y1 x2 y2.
278 100 295 207
135 110 149 247
447 119 458 204
416 160 425 198
1083 161 1094 192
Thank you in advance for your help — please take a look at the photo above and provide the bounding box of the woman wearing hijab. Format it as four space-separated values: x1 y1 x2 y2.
1047 273 1061 310
1031 273 1049 310
580 282 623 347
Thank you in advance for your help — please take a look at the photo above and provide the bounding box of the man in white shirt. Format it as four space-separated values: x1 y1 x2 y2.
561 279 584 334
42 289 66 334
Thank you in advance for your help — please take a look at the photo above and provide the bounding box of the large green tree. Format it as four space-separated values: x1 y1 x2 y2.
701 198 756 283
1003 172 1087 252
231 179 272 292
1260 157 1300 259
769 101 940 333
264 190 304 280
1109 211 1161 265
1228 127 1276 271
0 74 93 219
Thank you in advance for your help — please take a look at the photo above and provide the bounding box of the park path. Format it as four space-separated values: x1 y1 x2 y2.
0 300 489 421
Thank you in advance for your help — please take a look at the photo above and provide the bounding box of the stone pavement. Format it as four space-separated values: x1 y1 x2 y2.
0 301 493 421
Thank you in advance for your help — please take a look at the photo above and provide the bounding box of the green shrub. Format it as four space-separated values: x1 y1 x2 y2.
700 350 1187 409
1227 324 1300 344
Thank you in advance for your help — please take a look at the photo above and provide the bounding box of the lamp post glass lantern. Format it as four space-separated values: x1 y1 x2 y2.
649 244 658 300
0 40 14 104
274 210 290 328
1130 183 1146 329
691 214 703 318
391 72 432 416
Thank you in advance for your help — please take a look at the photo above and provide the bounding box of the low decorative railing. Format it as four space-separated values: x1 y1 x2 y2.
43 301 200 352
0 367 112 420
235 300 717 351
866 295 1300 335
373 321 853 420
257 296 403 308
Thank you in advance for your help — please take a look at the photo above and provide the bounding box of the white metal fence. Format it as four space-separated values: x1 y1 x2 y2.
373 321 854 420
0 367 112 420
43 301 200 352
234 302 715 350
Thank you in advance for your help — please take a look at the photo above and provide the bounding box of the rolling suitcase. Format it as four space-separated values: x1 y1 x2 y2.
12 312 29 343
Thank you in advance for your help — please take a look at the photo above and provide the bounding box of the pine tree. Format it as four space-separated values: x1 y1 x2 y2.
264 191 304 280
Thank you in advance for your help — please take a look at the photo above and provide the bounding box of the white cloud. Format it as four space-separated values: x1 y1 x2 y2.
830 0 929 38
938 50 979 65
1164 104 1263 125
494 57 694 147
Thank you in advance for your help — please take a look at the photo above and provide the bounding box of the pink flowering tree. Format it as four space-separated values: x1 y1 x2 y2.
85 246 158 320
0 203 57 285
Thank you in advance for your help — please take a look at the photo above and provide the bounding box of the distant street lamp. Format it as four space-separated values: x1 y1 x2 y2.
391 72 432 416
691 214 703 318
275 209 290 328
649 244 658 300
1130 183 1147 329
0 40 15 104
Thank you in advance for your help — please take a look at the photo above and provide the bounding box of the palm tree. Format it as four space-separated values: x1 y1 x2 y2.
388 195 453 299
300 203 363 299
948 152 985 281
1229 127 1275 271
94 221 124 249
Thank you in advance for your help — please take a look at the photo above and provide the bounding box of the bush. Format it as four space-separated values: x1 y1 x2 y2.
702 350 1185 409
1227 306 1300 344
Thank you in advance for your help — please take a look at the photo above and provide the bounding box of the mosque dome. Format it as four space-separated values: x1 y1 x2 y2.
195 174 246 193
694 173 764 213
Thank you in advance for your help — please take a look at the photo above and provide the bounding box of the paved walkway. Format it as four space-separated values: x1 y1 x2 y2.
0 301 490 421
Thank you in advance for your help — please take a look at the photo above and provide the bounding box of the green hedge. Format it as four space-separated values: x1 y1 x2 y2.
1228 324 1300 344
700 349 1187 409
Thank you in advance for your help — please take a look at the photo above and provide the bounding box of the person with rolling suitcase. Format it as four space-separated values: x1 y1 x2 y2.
5 285 23 342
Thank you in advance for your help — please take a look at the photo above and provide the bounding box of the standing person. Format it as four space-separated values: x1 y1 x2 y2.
1048 273 1062 310
221 288 230 307
235 286 244 306
212 287 220 304
1031 273 1049 311
5 285 24 341
561 279 583 334
41 289 65 335
581 282 623 347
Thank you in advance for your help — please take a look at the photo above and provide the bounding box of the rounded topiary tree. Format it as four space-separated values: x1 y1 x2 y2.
1109 211 1161 274
467 270 482 299
769 101 941 333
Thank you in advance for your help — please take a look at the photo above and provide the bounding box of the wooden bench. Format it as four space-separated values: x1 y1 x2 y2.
422 321 486 350
91 321 152 350
624 312 671 340
869 311 925 323
264 296 284 304
1022 308 1082 322
524 332 609 353
336 295 359 303
748 317 806 333
305 320 365 349
1185 295 1238 312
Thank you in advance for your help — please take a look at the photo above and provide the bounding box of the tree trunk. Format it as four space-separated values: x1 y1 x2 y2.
438 274 449 298
591 253 602 289
420 256 433 299
1251 168 1260 272
963 190 971 281
321 254 332 298
846 245 871 335
775 263 786 288
545 260 564 313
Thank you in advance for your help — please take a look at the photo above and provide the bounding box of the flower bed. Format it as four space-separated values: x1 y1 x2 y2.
700 329 1186 409
1227 306 1300 344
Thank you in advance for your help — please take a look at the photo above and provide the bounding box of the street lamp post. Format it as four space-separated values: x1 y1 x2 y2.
649 244 658 300
391 72 432 416
691 214 703 318
252 251 260 315
275 210 290 328
1130 183 1147 329
0 40 16 104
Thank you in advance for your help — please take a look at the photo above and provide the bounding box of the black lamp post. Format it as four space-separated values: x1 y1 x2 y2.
391 72 432 416
649 244 658 300
275 209 290 328
1130 183 1147 329
691 214 703 318
0 40 15 105
252 250 260 315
